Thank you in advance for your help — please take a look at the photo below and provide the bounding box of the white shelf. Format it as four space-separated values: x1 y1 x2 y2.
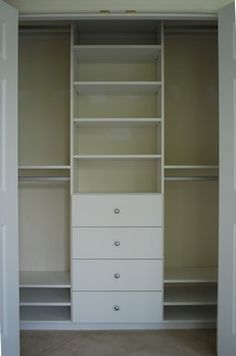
20 306 71 322
164 267 218 284
73 118 162 126
19 165 70 170
20 271 71 288
164 305 216 323
73 154 161 160
164 165 219 170
164 285 217 306
20 288 71 306
73 45 161 63
74 81 161 95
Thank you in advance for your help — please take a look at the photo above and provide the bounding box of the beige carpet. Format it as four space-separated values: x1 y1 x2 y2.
20 329 216 356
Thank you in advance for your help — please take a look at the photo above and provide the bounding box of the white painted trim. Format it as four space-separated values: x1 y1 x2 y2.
19 12 217 22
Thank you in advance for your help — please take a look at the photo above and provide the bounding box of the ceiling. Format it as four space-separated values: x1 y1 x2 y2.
4 0 234 14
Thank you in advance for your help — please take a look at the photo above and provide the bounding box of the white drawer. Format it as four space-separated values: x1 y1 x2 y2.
72 260 162 291
72 227 163 259
72 291 162 323
72 194 162 227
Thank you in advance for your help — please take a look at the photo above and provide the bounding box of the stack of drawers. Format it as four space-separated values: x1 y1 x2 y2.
72 194 163 324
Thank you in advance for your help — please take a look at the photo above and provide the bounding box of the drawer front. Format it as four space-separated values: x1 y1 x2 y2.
72 194 162 227
72 227 163 259
72 260 162 291
72 291 162 323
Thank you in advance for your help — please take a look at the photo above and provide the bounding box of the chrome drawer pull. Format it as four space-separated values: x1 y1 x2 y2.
114 273 120 279
114 241 120 247
114 305 120 311
114 208 120 214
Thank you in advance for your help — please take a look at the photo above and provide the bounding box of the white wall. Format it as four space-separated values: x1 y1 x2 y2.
4 0 233 14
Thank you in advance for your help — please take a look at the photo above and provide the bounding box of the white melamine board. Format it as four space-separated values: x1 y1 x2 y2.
73 118 162 125
165 181 218 269
164 285 217 306
19 182 70 271
73 45 161 63
164 267 217 283
74 94 160 118
164 165 219 170
165 33 218 166
72 259 162 291
73 155 161 159
164 305 216 322
19 34 70 166
20 288 71 306
72 292 162 323
74 81 161 95
20 306 71 322
19 165 71 170
72 227 162 259
20 271 70 288
72 194 162 227
73 159 161 193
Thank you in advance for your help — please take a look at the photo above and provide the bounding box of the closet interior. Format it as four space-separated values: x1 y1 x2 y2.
18 19 218 328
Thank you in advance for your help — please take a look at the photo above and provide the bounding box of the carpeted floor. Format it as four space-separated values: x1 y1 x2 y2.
20 329 216 356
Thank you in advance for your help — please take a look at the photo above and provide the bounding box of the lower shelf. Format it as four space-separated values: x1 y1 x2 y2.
20 271 71 288
164 284 217 306
20 306 71 322
164 305 216 323
20 288 71 306
164 267 218 284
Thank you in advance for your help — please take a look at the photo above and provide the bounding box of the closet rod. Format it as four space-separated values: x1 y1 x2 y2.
18 176 70 182
164 176 218 181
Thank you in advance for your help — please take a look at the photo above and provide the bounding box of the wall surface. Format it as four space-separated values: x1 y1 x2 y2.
3 0 233 14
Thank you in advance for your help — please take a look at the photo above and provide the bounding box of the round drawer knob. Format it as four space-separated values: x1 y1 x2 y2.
114 241 120 247
114 305 120 311
114 208 120 215
114 273 120 279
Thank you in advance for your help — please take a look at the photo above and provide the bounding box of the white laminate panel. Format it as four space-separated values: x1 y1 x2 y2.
72 227 162 259
72 291 162 323
72 194 162 227
72 260 162 291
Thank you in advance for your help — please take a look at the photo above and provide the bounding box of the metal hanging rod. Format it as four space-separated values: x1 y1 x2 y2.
18 176 70 182
164 176 218 181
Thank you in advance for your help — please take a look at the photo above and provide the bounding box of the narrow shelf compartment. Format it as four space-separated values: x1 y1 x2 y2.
20 306 71 322
164 267 218 284
20 271 71 288
73 45 161 63
164 284 217 306
74 81 161 95
20 288 71 306
73 158 162 193
164 305 216 323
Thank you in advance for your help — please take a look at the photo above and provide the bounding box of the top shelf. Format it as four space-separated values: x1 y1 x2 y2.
73 45 161 63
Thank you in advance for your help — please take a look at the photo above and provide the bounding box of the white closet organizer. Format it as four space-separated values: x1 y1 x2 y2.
71 20 164 326
18 19 218 330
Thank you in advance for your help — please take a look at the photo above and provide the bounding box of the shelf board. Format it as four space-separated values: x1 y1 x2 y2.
164 165 219 170
73 45 161 63
20 271 71 288
19 165 70 170
20 306 71 322
164 305 216 323
20 288 71 306
164 285 217 306
73 118 162 126
73 154 162 160
164 267 218 284
74 81 161 95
